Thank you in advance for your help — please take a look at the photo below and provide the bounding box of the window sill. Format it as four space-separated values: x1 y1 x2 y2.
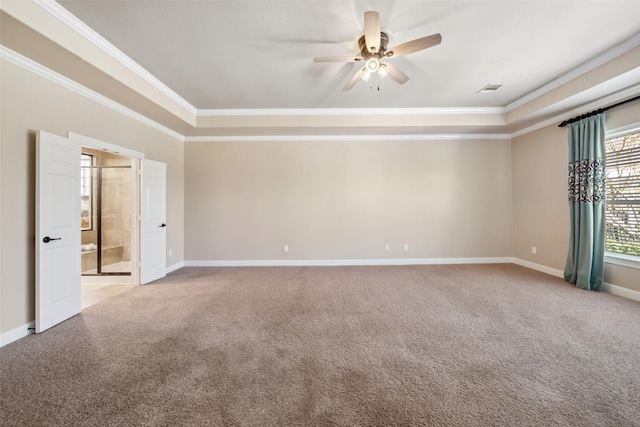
605 252 640 270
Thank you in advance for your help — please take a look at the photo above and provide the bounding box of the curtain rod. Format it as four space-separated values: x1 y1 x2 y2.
558 94 640 127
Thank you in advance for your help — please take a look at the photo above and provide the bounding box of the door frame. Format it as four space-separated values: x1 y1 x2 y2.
69 133 143 286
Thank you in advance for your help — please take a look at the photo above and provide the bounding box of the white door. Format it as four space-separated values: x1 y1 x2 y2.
36 131 81 333
140 159 166 284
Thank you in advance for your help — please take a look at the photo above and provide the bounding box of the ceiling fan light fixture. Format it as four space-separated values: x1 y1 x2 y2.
378 63 389 77
314 11 442 91
366 57 380 73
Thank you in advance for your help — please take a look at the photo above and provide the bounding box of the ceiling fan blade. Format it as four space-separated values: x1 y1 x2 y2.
383 62 409 85
343 67 367 91
364 11 381 53
313 56 363 63
387 33 442 58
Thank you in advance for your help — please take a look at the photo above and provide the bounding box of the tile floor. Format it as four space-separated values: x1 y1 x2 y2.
82 261 132 275
81 281 134 309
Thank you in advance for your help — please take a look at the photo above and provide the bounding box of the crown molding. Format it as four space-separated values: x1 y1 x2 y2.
33 0 197 116
0 46 509 142
606 121 640 138
0 46 184 142
6 39 635 142
196 107 506 117
185 134 511 143
511 84 640 138
16 1 638 140
506 31 640 113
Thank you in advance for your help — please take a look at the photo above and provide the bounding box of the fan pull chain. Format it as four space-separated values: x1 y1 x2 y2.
370 73 381 91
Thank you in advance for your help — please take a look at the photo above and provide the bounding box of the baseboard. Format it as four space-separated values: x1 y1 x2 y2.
511 258 564 278
185 257 513 267
602 282 640 303
174 259 640 305
166 261 184 274
512 258 640 303
0 321 34 348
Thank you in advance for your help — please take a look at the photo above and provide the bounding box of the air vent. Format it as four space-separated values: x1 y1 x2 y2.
477 84 502 93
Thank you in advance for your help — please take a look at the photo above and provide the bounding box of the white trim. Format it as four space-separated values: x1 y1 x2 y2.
69 133 145 159
197 107 505 117
606 122 640 138
0 46 184 142
185 134 511 143
605 253 640 270
166 261 184 274
511 116 569 139
0 321 35 348
602 282 640 303
506 32 640 112
33 0 196 116
511 258 564 278
511 85 640 138
185 257 512 267
513 258 640 303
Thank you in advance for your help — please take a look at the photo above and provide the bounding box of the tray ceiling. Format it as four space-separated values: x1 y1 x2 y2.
56 1 640 110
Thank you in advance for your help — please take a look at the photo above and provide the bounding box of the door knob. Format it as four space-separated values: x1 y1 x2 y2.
160 223 167 228
42 236 62 243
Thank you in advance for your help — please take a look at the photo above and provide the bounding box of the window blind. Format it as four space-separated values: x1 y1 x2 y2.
605 132 640 256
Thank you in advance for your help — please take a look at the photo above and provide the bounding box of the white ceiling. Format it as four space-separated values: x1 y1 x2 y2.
56 0 640 111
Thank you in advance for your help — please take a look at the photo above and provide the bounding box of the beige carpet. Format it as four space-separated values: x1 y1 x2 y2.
1 264 639 426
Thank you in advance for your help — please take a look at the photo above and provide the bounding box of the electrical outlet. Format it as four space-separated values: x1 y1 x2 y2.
284 245 289 253
404 244 409 251
168 249 173 257
531 246 537 254
385 244 390 251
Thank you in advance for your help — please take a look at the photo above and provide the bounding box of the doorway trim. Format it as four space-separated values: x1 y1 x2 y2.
69 132 143 286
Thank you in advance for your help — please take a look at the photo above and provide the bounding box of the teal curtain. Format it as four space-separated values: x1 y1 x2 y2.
564 114 605 291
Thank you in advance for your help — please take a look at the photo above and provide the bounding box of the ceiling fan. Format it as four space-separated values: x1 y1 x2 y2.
313 11 442 91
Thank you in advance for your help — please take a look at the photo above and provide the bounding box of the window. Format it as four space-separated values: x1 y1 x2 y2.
605 131 640 257
81 154 93 230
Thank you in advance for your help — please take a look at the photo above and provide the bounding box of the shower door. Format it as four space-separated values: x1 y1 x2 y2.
81 164 132 275
99 166 132 274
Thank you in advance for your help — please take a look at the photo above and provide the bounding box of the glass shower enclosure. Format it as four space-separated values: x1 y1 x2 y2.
81 152 132 276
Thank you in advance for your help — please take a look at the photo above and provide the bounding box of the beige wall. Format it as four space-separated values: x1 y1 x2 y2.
511 102 640 293
511 125 569 270
185 139 513 261
0 60 184 335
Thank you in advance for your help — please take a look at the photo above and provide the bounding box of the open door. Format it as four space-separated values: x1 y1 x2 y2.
140 159 166 284
36 131 81 333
